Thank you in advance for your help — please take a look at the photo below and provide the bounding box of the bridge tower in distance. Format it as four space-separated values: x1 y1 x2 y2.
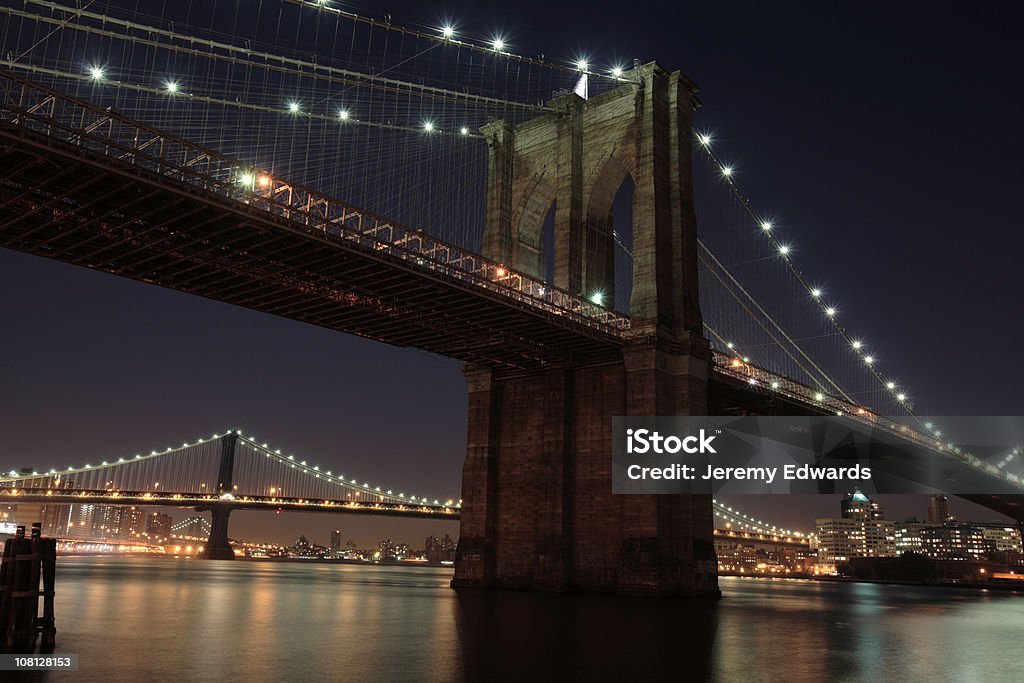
201 431 238 560
453 62 719 596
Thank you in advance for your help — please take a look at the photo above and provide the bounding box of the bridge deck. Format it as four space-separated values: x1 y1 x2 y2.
0 121 627 370
0 489 460 519
2 74 1022 508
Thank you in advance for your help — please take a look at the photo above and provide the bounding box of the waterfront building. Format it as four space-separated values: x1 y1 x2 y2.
816 492 896 564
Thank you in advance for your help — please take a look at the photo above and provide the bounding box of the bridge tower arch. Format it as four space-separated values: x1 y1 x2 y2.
456 62 718 596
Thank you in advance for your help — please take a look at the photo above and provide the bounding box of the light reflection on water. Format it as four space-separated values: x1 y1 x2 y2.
35 558 1024 682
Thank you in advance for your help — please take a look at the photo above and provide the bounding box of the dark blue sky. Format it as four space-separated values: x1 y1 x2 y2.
2 0 1023 544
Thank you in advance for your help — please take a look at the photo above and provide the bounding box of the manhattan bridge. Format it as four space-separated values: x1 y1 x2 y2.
0 0 1021 594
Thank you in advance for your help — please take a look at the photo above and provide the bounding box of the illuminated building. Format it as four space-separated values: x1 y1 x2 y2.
919 525 985 560
894 522 933 555
330 529 342 555
118 506 146 540
980 526 1023 553
40 503 74 537
816 492 895 564
841 490 884 521
146 512 173 539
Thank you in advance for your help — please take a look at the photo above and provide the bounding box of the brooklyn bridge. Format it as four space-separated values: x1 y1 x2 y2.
1 0 1021 595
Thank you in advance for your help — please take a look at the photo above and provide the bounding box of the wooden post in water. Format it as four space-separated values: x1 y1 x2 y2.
0 523 57 652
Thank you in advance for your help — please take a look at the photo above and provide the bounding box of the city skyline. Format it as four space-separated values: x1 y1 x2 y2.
8 488 1010 551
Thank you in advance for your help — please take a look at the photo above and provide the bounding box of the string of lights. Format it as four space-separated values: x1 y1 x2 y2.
286 0 635 81
0 429 460 508
695 133 953 443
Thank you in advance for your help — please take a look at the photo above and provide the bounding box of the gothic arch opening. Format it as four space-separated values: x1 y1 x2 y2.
585 153 635 314
513 178 556 282
611 177 635 314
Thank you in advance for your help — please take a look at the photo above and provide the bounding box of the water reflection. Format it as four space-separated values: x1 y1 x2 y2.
23 559 1024 682
455 590 718 680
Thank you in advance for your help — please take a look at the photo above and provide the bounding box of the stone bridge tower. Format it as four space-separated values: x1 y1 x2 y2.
453 62 719 596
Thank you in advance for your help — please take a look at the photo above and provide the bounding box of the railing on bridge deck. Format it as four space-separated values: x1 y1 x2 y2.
712 350 1024 488
0 487 459 518
713 528 810 547
0 71 629 336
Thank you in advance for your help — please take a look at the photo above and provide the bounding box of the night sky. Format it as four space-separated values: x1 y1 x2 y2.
2 0 1023 547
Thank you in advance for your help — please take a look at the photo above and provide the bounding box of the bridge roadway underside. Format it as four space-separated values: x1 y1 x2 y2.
0 122 622 371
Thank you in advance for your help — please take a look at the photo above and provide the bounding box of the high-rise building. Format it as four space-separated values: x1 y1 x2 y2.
426 534 457 563
816 492 895 565
378 538 397 559
92 505 124 540
71 504 98 539
118 506 146 541
330 529 342 554
40 504 74 537
147 512 173 540
841 491 884 521
928 495 953 524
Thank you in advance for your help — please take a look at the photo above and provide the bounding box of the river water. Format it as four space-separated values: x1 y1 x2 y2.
33 557 1024 681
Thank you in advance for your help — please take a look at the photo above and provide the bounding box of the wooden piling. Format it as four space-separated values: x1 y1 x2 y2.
0 523 57 653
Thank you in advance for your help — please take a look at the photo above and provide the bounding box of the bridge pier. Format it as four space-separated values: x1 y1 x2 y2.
454 61 718 596
202 506 236 560
454 337 719 596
